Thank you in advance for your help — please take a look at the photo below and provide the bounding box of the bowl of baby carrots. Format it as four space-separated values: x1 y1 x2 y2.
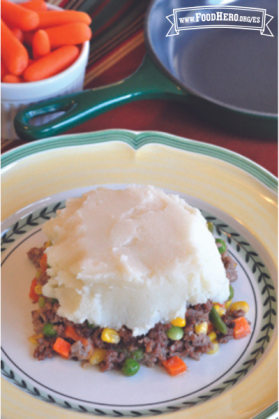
1 0 92 140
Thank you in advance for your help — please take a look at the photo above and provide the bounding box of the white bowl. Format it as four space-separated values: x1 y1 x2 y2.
1 3 90 140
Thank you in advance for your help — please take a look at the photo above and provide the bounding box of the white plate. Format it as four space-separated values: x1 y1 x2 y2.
1 130 278 419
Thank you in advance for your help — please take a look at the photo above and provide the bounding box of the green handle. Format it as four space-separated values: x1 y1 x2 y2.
14 56 185 141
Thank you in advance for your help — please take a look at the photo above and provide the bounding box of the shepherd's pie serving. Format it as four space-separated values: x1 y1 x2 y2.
28 186 251 377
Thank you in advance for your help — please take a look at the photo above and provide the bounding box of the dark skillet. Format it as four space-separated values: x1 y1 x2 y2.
14 0 278 141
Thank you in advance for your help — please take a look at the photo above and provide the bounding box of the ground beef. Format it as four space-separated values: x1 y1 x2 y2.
99 349 127 372
32 310 45 334
230 309 246 318
38 271 50 286
34 337 56 360
186 300 213 328
30 298 214 367
222 249 238 282
28 245 240 371
70 340 93 361
75 321 95 338
27 246 45 269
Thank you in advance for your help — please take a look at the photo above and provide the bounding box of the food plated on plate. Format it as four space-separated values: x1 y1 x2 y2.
27 186 251 377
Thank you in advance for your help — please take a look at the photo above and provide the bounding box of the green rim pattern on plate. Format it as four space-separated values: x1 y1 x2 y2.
1 130 277 192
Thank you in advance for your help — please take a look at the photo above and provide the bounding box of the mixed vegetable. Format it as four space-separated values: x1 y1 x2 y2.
28 226 251 377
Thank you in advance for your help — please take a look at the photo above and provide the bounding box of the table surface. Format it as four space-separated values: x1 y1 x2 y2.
1 0 277 178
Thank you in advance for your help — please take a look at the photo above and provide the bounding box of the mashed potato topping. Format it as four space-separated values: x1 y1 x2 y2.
42 186 230 336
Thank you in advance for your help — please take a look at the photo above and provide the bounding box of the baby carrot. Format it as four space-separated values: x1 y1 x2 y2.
1 20 29 75
37 10 91 28
23 30 35 45
21 0 47 12
23 45 80 81
45 23 92 49
11 28 24 43
1 61 8 81
2 74 23 83
32 30 50 59
1 0 39 31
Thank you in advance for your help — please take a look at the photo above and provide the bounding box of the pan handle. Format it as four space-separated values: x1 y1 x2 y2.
14 56 185 141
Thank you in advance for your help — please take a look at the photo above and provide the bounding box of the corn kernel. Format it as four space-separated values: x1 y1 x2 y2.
28 336 37 345
225 299 232 310
213 304 226 316
230 301 249 313
207 340 219 354
28 333 44 344
195 322 208 335
101 328 121 344
208 331 217 342
89 349 107 365
34 284 43 295
45 241 52 248
171 317 186 327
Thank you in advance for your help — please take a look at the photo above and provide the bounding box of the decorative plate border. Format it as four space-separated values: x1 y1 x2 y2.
1 130 277 192
1 200 277 417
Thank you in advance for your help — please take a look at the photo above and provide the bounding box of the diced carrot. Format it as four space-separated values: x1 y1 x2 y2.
23 45 79 81
233 317 251 340
11 28 24 43
45 23 92 49
162 356 187 376
1 19 29 75
32 29 50 59
21 0 47 12
65 325 88 346
2 74 23 83
37 10 91 29
207 322 214 333
1 0 39 31
39 253 48 272
53 337 71 358
65 325 80 341
29 278 39 302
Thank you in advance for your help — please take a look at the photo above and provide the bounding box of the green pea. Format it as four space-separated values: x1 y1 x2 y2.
228 285 234 301
207 222 214 234
38 296 45 308
43 323 56 337
166 326 184 341
209 306 228 334
131 348 144 360
122 359 140 376
215 238 227 254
